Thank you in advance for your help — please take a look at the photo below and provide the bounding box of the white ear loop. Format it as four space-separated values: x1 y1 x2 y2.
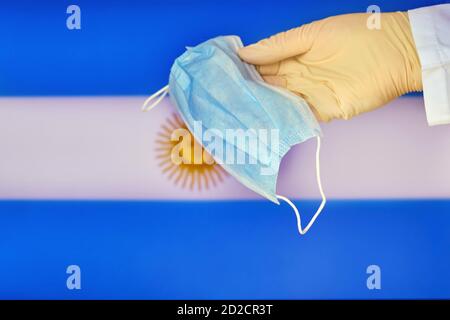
142 85 169 112
276 136 326 235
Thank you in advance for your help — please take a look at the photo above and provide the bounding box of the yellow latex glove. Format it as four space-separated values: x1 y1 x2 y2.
239 12 423 122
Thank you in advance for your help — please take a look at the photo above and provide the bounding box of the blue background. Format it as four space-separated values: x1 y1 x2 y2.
1 0 450 299
0 0 444 96
0 200 449 299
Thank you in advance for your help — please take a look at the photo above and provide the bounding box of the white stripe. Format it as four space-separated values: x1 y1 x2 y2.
0 96 449 199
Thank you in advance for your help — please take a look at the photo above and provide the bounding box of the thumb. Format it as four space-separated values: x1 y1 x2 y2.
238 23 315 65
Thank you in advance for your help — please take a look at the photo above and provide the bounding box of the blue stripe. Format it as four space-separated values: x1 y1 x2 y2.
0 0 439 96
0 199 449 299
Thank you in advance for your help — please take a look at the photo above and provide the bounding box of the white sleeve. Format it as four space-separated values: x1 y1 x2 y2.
408 4 450 126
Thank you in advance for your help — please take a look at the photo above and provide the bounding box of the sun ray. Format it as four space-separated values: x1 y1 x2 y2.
203 170 210 189
161 162 175 173
154 146 172 152
173 166 185 185
181 168 189 188
160 125 172 135
166 117 178 130
197 170 202 191
189 170 196 190
206 169 217 187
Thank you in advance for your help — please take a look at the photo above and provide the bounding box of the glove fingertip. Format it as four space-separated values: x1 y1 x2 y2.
238 45 259 63
238 44 278 65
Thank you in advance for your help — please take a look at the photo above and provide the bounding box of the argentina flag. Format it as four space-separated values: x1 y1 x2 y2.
0 0 449 301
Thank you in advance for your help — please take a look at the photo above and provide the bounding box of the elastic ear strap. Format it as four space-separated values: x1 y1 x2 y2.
142 85 169 112
277 136 326 235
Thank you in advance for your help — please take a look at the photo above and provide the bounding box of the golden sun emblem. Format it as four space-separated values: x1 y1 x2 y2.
155 113 227 190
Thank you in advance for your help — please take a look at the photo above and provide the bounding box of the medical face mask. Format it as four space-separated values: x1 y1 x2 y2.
142 35 326 235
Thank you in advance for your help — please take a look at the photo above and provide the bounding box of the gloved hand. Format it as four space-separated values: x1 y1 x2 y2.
239 12 423 122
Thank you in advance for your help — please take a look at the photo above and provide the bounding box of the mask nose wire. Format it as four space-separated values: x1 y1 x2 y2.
276 136 326 235
142 85 169 112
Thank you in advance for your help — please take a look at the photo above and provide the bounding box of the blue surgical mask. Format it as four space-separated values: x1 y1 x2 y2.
142 35 326 235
